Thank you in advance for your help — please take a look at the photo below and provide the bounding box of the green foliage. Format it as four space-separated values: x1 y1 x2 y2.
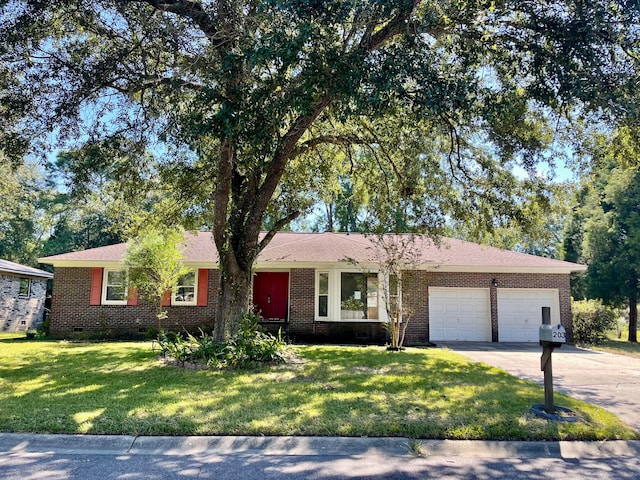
570 127 640 341
340 297 364 311
125 227 189 301
453 182 573 259
156 314 287 370
0 159 51 265
3 1 639 339
124 226 190 330
224 313 287 368
38 315 50 338
572 299 617 345
406 438 425 457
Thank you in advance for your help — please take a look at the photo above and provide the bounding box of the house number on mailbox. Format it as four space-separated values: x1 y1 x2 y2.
552 329 566 340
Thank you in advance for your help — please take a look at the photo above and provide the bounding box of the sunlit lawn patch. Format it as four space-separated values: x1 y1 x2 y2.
588 338 640 359
0 340 635 440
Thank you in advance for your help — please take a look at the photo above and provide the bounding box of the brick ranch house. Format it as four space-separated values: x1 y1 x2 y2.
39 232 586 343
1 258 53 332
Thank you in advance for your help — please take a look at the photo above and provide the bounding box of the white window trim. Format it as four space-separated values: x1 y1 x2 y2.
101 268 128 306
171 270 198 306
18 278 31 298
316 270 330 320
315 268 391 323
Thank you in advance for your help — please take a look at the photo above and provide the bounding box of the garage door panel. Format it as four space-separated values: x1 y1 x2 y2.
459 304 479 314
429 288 491 342
497 289 560 342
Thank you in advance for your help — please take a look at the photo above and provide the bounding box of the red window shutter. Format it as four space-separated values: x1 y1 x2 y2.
161 290 171 307
197 269 209 306
127 287 138 306
90 268 103 305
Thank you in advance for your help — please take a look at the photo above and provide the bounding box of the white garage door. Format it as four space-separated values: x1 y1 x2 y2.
429 288 491 341
497 289 560 342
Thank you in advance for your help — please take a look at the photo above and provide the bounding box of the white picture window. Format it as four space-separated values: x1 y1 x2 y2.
102 269 128 305
315 269 384 321
172 271 197 306
340 272 378 320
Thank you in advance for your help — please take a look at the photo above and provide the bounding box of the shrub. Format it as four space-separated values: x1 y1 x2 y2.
572 299 617 345
223 313 287 368
154 313 287 369
38 315 50 337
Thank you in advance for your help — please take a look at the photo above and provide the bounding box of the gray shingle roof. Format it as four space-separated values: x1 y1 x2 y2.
38 231 586 273
0 259 54 278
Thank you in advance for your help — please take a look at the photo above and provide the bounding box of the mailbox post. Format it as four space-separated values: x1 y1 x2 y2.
531 307 575 421
539 306 566 414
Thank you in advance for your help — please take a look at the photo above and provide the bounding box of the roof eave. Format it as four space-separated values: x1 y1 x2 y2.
0 268 54 279
39 259 587 275
420 264 588 274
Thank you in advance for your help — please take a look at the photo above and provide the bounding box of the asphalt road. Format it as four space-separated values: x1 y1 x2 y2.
1 434 639 480
2 451 640 479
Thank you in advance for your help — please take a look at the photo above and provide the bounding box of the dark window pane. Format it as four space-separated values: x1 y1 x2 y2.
319 296 328 317
18 278 30 297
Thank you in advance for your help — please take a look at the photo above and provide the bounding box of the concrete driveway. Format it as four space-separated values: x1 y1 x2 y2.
442 343 640 432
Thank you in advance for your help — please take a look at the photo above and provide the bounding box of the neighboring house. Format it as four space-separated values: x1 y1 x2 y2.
1 259 53 332
38 232 586 343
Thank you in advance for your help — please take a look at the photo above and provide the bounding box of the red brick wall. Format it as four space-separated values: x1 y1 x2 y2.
49 267 219 338
288 268 315 338
402 271 572 343
50 266 573 343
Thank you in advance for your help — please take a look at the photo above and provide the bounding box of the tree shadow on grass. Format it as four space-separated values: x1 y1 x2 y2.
0 341 632 440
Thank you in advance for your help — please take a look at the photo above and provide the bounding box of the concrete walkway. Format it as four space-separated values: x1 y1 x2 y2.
443 343 640 432
1 433 639 459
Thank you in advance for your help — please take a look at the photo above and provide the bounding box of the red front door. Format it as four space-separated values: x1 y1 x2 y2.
253 272 289 320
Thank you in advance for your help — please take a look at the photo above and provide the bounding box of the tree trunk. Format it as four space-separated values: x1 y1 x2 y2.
630 296 638 343
156 298 168 335
214 250 254 342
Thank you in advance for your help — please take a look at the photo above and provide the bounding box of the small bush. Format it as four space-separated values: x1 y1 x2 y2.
38 315 50 337
155 313 287 369
572 299 617 345
222 313 287 368
145 327 160 341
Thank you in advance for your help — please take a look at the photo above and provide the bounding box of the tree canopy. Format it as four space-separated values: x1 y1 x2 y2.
0 157 49 264
124 226 190 332
563 127 640 342
2 1 639 339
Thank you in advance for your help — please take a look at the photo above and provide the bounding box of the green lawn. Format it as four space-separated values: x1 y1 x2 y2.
579 327 640 358
0 339 635 440
589 339 640 358
0 332 29 340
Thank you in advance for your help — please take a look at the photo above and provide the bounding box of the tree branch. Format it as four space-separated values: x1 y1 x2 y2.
259 210 302 252
134 0 232 48
246 95 333 239
290 134 364 158
359 0 421 52
109 75 205 94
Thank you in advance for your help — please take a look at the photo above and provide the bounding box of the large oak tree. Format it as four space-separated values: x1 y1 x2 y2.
2 1 638 340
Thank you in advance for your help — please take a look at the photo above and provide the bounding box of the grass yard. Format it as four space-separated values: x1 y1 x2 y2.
590 338 640 359
0 339 636 441
578 326 640 359
0 332 27 340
